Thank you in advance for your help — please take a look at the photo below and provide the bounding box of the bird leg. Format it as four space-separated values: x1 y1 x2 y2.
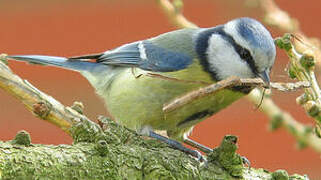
140 127 206 162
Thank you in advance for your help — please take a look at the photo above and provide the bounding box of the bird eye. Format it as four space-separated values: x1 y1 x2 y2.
239 48 251 60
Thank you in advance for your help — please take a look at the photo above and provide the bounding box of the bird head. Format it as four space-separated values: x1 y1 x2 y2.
196 17 276 86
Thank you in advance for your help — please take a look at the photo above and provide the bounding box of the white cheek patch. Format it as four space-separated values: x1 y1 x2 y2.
223 19 276 74
206 35 253 80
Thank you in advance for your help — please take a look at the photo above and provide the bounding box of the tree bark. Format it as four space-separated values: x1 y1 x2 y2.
0 117 308 180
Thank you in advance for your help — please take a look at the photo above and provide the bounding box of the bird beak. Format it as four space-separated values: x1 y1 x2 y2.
258 70 270 87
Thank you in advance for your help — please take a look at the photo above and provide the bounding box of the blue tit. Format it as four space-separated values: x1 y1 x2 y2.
8 17 276 160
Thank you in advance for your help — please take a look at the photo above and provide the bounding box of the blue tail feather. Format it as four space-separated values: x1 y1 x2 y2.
8 55 101 72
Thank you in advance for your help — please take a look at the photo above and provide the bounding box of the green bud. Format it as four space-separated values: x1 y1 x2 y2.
287 65 297 79
274 37 283 48
315 125 321 138
173 0 183 12
274 34 292 51
296 94 308 105
71 101 84 114
270 114 283 131
220 135 238 152
296 140 307 150
304 125 313 134
304 101 320 118
272 169 289 180
33 101 51 119
299 53 315 70
0 54 8 65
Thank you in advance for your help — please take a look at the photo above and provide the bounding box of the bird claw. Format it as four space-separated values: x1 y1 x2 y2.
193 150 208 165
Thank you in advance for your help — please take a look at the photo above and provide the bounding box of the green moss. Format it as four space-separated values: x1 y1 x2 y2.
0 117 309 179
11 130 31 146
290 174 310 180
70 117 113 144
272 170 289 180
95 140 109 156
208 135 244 178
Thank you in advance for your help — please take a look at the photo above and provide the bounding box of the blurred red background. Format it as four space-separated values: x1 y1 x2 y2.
0 0 320 178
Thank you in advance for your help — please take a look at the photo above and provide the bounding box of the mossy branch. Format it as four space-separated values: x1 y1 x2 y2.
0 117 308 179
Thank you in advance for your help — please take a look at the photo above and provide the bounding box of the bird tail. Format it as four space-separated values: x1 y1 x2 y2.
7 55 100 72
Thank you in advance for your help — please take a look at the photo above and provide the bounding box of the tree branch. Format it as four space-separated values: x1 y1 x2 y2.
0 54 96 135
0 117 308 179
257 0 321 137
157 0 197 29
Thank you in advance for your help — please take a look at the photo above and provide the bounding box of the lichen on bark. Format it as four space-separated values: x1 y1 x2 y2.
0 117 309 180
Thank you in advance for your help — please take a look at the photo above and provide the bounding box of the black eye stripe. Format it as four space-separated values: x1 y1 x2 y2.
215 28 258 75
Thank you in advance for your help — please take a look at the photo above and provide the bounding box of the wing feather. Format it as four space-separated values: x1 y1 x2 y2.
67 40 193 72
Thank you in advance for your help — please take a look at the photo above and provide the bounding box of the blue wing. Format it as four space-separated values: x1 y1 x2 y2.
71 40 193 72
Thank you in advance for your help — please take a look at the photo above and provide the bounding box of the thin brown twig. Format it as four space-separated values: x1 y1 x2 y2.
164 77 266 113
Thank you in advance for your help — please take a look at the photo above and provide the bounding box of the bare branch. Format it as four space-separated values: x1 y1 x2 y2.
0 54 92 135
258 0 321 135
259 0 299 32
248 89 321 153
157 0 198 28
